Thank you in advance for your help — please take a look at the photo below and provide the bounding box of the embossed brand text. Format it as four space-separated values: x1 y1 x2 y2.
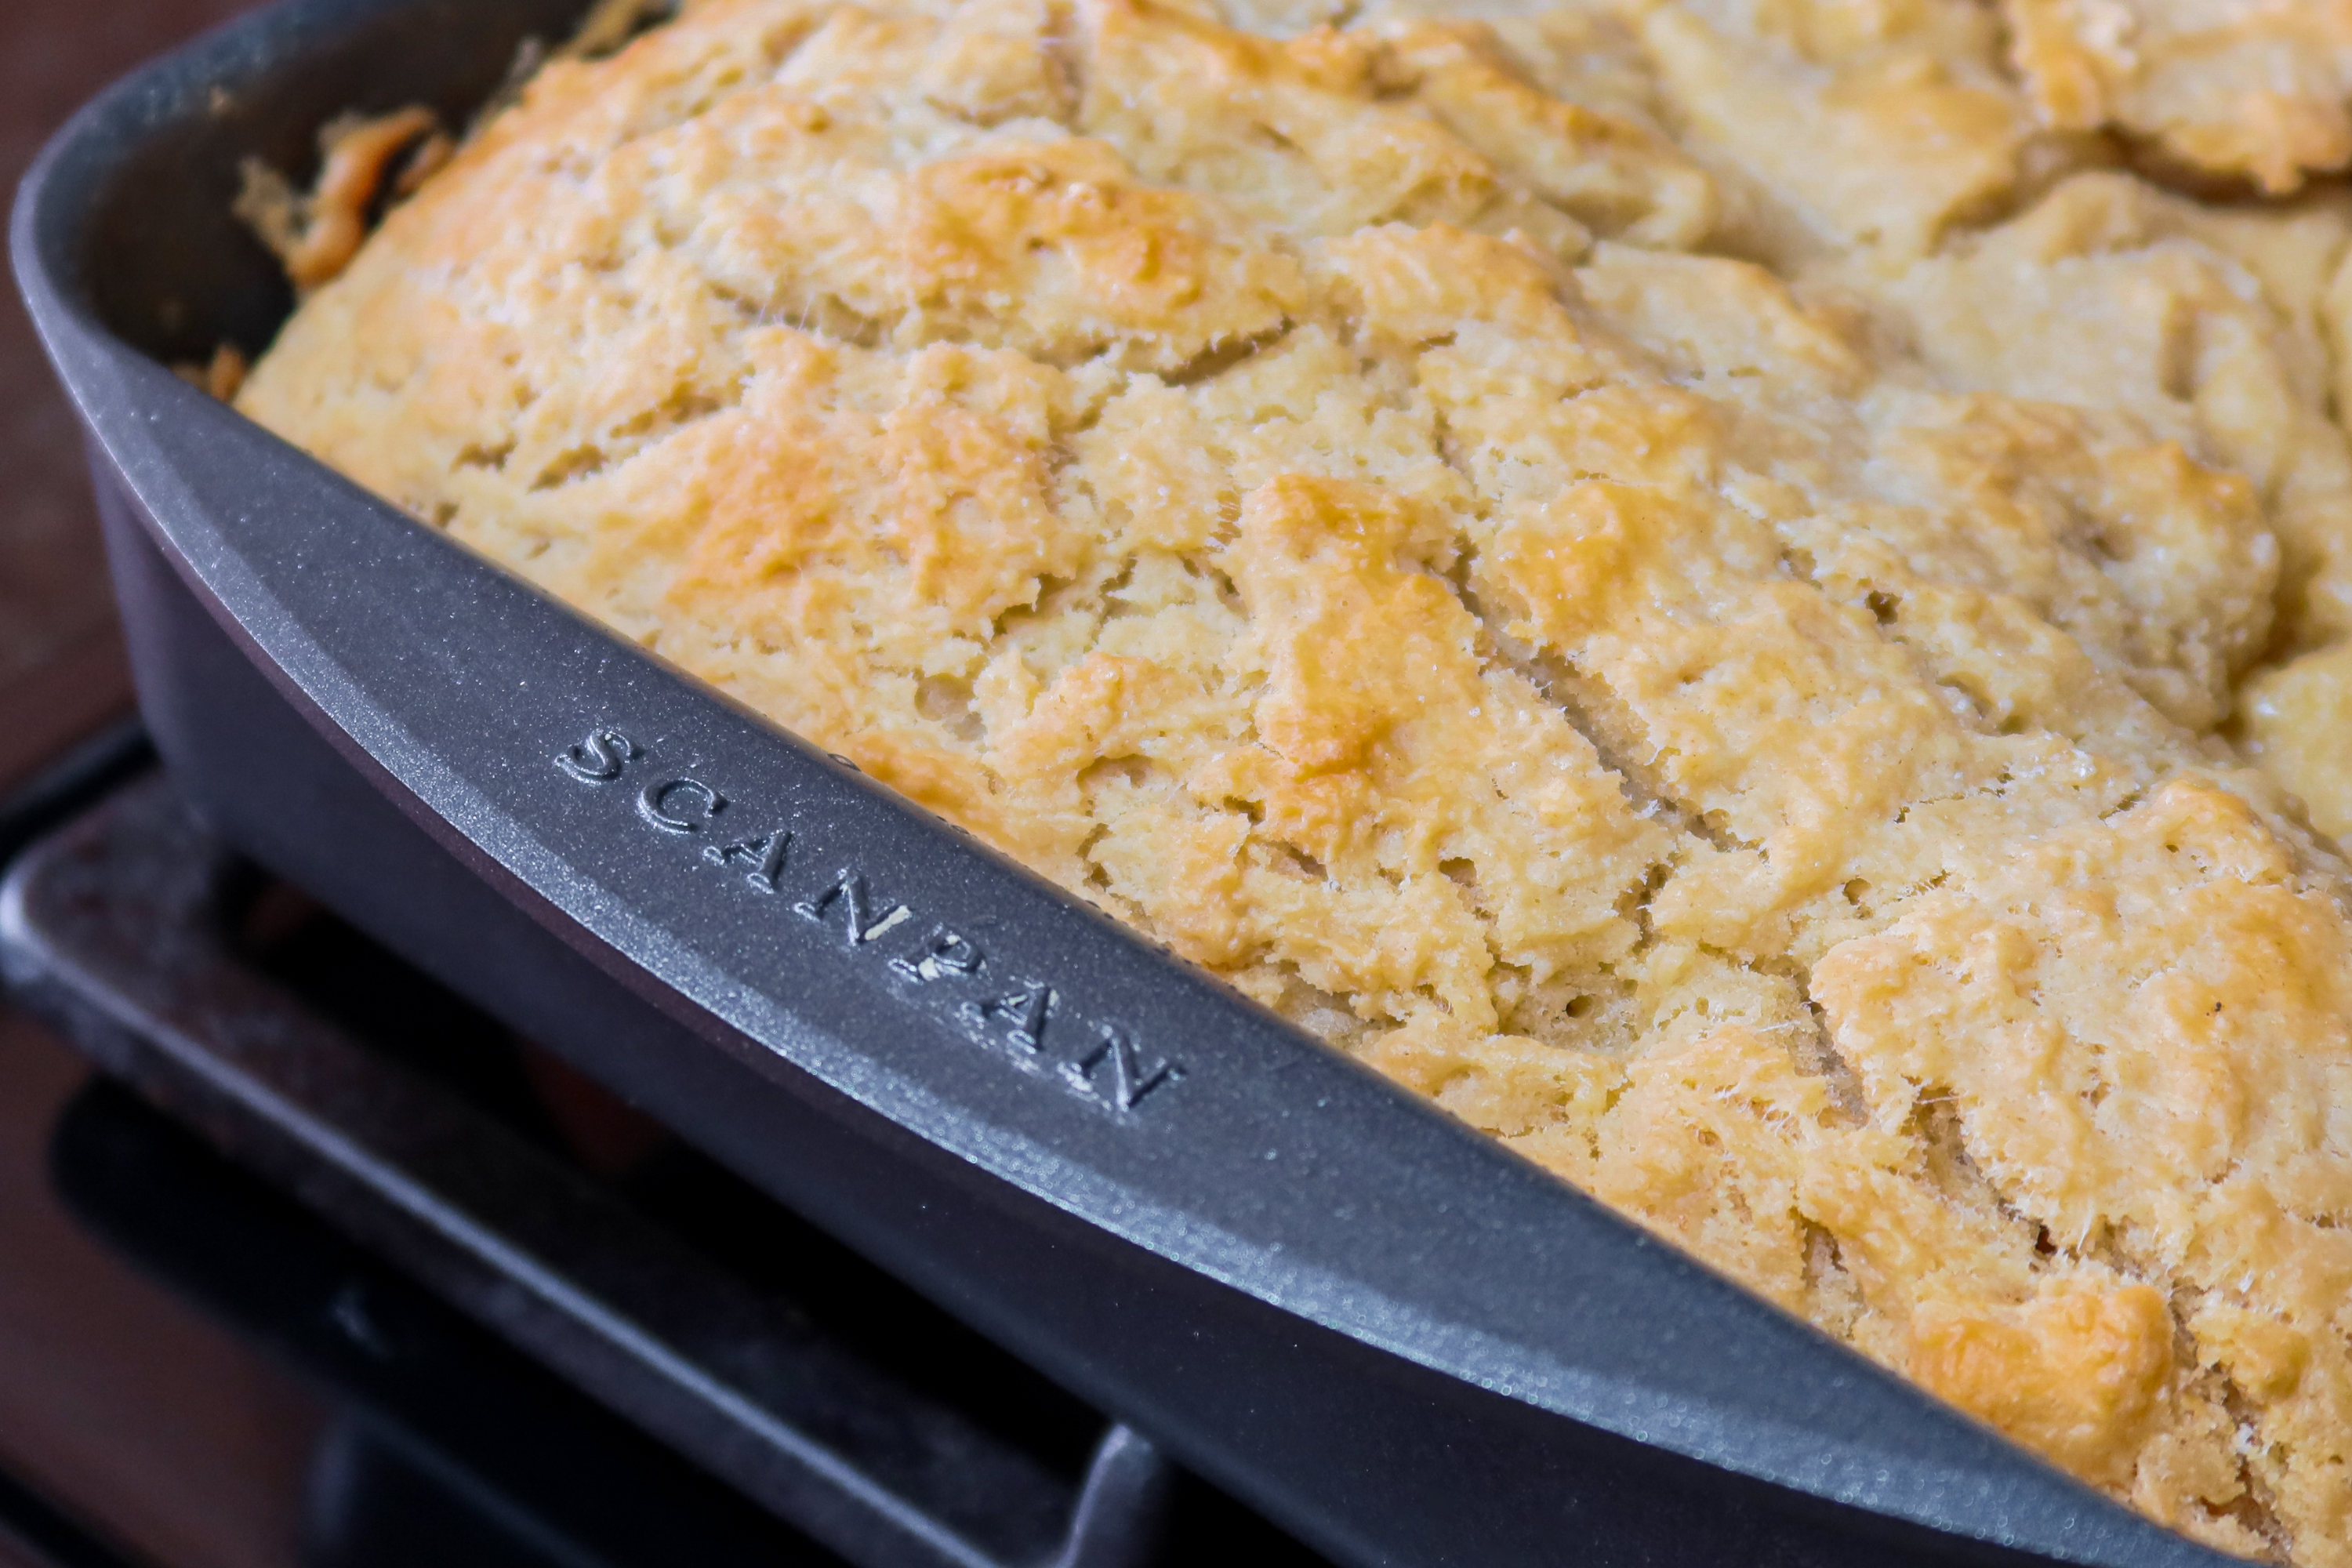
554 726 1184 1115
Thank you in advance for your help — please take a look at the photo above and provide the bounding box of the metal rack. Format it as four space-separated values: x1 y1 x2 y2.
2 774 1319 1568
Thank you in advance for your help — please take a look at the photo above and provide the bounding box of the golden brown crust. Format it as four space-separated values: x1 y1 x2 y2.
234 105 444 291
2002 0 2352 195
236 1 2352 1559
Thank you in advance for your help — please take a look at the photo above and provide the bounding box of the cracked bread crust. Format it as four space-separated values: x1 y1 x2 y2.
237 0 2352 1559
2000 0 2352 197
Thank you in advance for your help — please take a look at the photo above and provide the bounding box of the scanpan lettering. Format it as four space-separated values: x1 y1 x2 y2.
1067 1025 1183 1111
557 727 638 782
967 980 1051 1051
706 828 792 891
638 777 727 833
890 924 985 982
794 869 914 945
553 724 1183 1115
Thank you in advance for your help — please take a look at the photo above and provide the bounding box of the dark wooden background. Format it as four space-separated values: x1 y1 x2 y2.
2 7 321 1568
0 0 264 789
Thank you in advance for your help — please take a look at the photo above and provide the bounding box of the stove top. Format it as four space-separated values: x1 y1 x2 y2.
0 759 1327 1568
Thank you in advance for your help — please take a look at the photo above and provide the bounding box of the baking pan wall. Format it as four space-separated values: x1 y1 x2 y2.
9 4 2248 1565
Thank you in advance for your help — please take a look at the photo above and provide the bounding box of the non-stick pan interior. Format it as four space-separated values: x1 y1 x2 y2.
75 0 592 368
12 6 2258 1566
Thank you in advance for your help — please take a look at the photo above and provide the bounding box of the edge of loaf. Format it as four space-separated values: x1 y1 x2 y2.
231 1 2352 1560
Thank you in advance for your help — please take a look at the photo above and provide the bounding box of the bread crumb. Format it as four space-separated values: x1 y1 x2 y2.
172 343 248 401
234 105 442 292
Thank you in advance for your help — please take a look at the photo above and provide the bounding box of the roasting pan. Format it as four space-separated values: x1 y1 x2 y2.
9 3 2249 1563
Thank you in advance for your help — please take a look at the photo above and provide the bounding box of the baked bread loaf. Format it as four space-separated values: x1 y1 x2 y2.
236 0 2352 1558
2002 0 2352 195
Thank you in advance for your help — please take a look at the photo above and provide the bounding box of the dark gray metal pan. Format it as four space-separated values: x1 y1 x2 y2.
9 4 2247 1564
